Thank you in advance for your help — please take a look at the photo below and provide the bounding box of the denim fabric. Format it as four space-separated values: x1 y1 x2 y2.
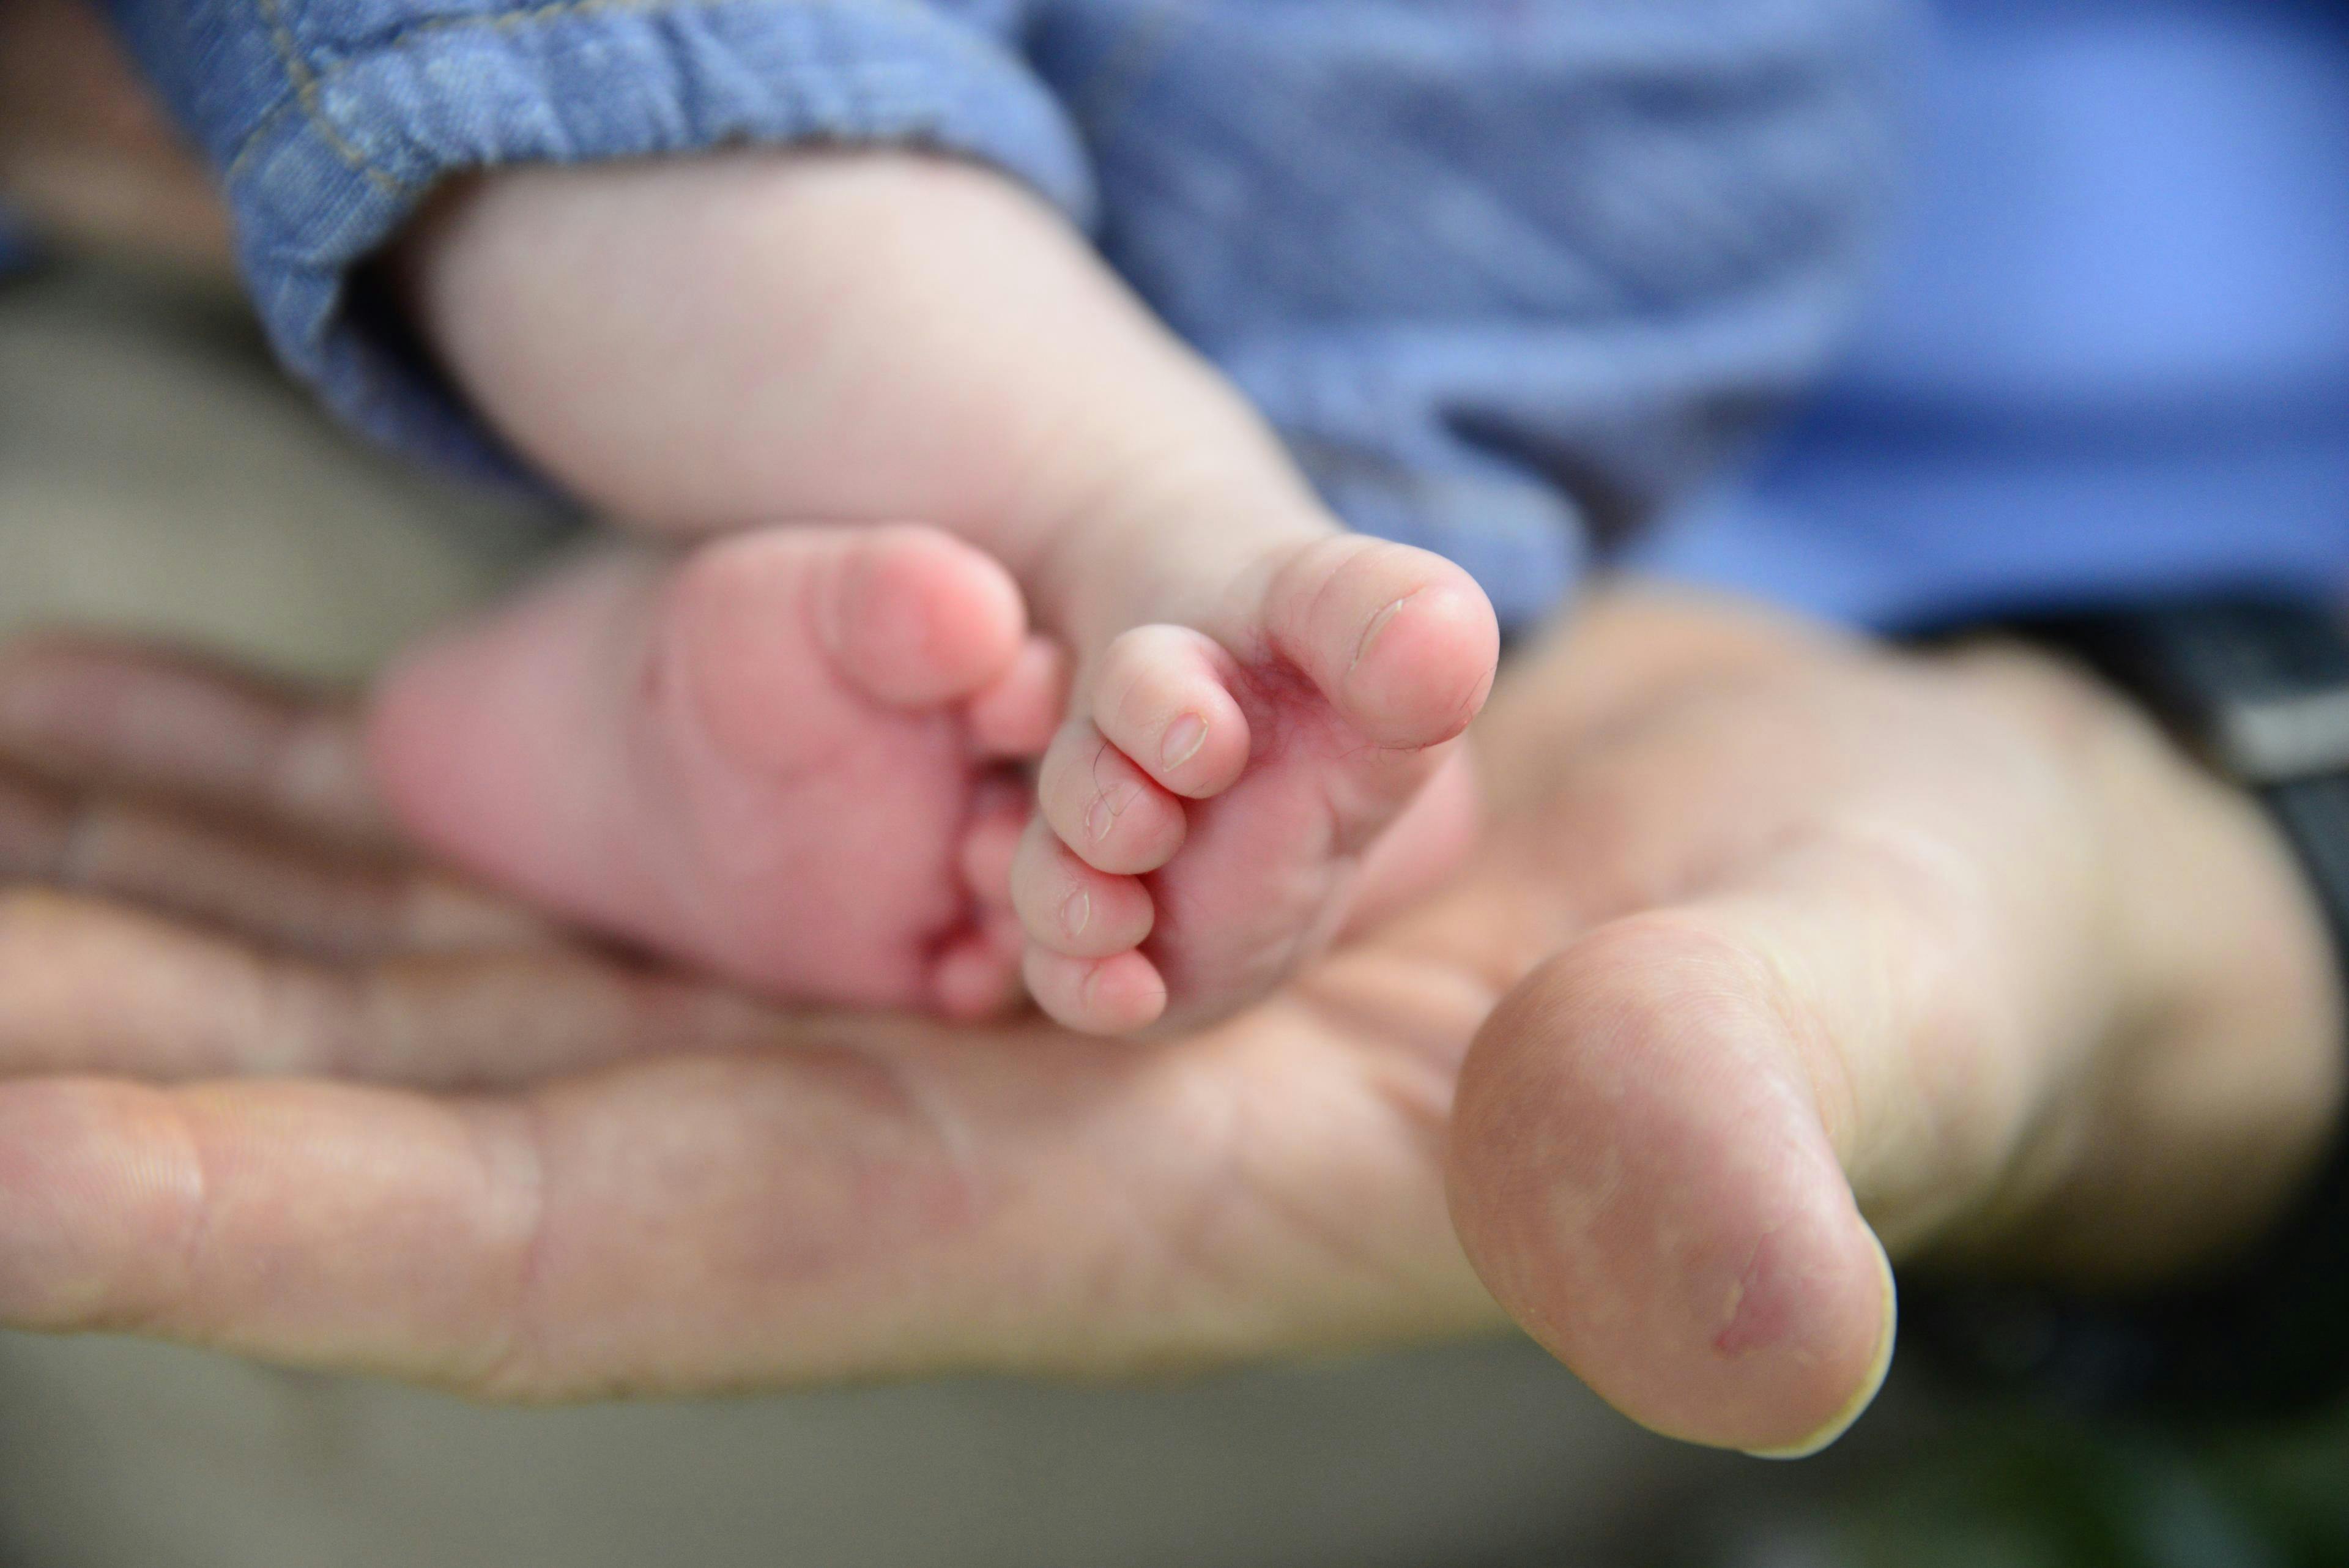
101 0 1909 628
100 0 1099 490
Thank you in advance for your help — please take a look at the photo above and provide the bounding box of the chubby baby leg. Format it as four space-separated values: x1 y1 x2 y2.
366 526 1061 1016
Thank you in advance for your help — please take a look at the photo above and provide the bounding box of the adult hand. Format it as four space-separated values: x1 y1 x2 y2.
1453 594 2343 1452
0 594 2334 1458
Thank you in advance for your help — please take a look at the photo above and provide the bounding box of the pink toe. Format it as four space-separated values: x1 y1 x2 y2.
982 906 1029 969
817 526 1028 710
959 792 1028 912
1263 538 1499 748
968 636 1070 759
1090 625 1253 799
1037 719 1187 875
1011 817 1154 959
933 935 1024 1021
1025 947 1168 1036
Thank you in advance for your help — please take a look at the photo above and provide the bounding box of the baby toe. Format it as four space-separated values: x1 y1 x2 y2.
1261 537 1499 749
957 780 1030 913
1091 625 1252 799
932 931 1025 1022
817 525 1028 710
1038 718 1187 875
1011 816 1154 959
1025 947 1168 1036
967 636 1071 759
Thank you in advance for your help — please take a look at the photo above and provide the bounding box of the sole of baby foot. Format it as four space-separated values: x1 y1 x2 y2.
369 524 1062 1015
1014 534 1499 1034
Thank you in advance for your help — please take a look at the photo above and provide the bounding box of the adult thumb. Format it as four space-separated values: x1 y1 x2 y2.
1446 864 1952 1457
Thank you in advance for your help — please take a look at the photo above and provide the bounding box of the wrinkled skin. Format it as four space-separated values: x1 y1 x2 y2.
0 590 2335 1456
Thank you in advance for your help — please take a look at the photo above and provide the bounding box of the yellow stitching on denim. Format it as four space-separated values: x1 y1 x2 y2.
255 0 404 194
310 0 993 75
372 0 723 48
223 97 305 190
221 0 708 185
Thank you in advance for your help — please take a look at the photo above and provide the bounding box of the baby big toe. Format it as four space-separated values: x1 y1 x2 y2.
815 525 1029 710
1263 538 1499 749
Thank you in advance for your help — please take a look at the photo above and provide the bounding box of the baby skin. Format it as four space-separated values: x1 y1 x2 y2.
367 150 1498 1033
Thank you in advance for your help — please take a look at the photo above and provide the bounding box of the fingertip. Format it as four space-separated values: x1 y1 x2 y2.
1449 925 1894 1455
1741 1228 1897 1460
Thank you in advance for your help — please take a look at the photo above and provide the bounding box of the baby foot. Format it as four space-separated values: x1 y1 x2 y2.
392 149 1499 1031
367 525 1061 1017
1012 533 1499 1034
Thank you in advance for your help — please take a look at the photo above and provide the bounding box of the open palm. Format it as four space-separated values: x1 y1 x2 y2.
0 591 2331 1457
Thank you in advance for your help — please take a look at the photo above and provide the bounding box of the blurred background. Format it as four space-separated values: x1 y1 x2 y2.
5 0 2349 1562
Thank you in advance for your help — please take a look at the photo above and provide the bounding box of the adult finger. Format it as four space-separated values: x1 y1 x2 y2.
0 888 777 1088
0 635 393 848
1452 841 1987 1456
0 1000 1498 1394
1474 587 1841 817
0 760 552 959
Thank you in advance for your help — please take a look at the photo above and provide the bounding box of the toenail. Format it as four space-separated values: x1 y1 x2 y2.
1160 714 1208 770
1354 592 1431 676
1063 890 1091 938
1085 782 1136 842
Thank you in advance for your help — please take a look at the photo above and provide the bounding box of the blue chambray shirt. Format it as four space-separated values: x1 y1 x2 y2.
94 0 1912 630
1633 0 2349 624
